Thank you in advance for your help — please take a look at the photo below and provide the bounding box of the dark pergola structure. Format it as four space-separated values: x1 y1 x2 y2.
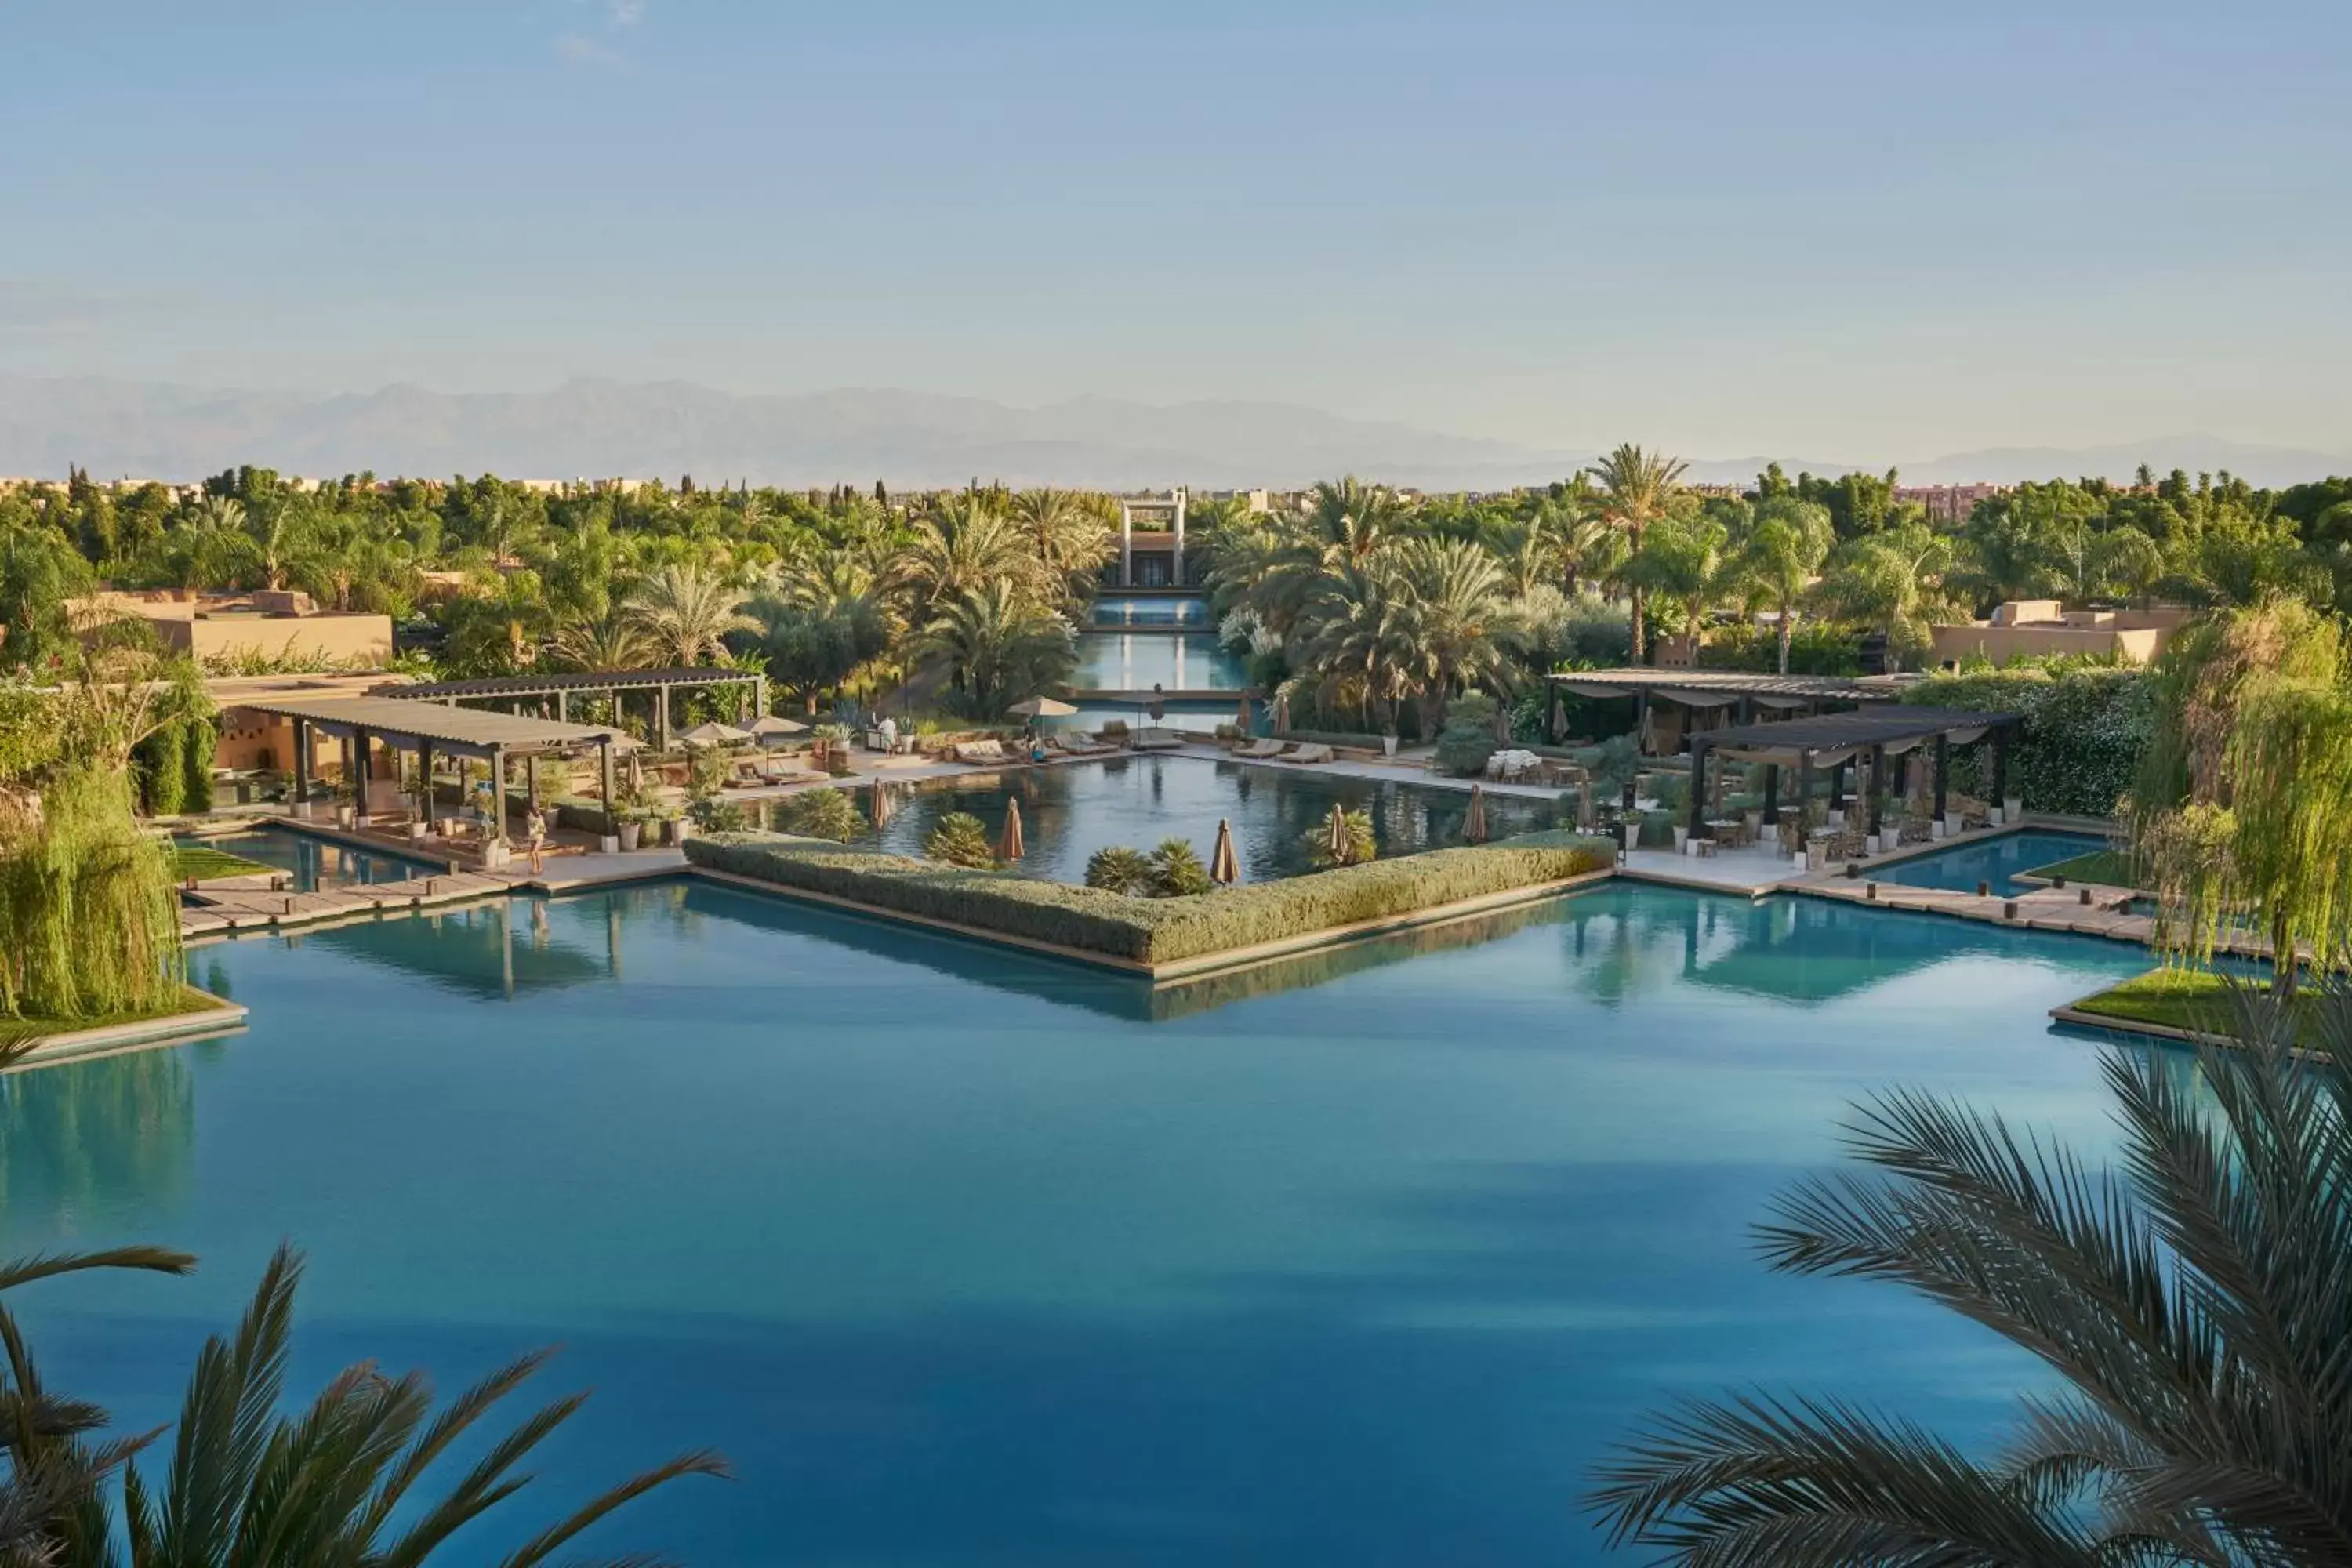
1681 706 2024 843
230 695 630 849
1544 668 1913 753
378 667 765 754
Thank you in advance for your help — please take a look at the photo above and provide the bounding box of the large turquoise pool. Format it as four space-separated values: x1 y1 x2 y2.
769 754 1559 881
2 880 2168 1563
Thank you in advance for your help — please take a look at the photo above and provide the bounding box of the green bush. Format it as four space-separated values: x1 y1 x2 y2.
550 795 615 836
1905 667 2155 818
1085 844 1156 895
1151 837 1216 895
685 829 1617 965
1302 807 1376 869
136 718 187 817
183 715 216 813
924 811 999 869
773 787 864 842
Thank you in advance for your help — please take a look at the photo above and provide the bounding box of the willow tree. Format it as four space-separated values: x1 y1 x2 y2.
0 646 209 1024
2135 599 2352 993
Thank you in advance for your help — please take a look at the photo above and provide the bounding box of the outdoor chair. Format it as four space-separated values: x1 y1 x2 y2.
1281 743 1335 764
1231 738 1287 760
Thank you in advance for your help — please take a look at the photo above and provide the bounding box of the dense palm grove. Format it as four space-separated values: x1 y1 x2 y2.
4 454 2349 731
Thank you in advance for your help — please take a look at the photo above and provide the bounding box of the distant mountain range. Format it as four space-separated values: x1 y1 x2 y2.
1 376 2343 491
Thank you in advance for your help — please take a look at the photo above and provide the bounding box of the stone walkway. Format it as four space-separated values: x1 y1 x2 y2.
181 869 514 942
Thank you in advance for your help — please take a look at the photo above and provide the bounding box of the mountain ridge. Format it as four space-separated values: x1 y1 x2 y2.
0 376 2342 491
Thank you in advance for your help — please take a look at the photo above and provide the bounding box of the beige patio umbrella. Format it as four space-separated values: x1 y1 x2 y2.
625 750 644 795
1236 692 1253 730
1463 782 1489 844
677 720 752 747
1210 818 1240 884
869 779 894 827
1325 803 1349 861
996 797 1026 863
748 714 808 743
1006 696 1078 720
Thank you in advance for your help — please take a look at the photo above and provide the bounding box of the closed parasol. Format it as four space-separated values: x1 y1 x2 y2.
1463 782 1488 844
1210 818 1240 884
869 779 893 827
1325 803 1349 860
996 796 1025 863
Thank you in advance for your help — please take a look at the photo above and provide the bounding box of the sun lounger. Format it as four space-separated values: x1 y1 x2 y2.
953 740 1010 764
1050 733 1113 757
1281 743 1335 764
1230 738 1287 760
1130 727 1185 752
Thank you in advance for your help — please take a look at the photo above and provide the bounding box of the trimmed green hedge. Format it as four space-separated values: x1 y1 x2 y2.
685 828 1616 965
1905 668 2155 819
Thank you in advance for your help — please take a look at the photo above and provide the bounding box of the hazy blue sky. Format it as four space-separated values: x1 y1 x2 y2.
3 1 2347 459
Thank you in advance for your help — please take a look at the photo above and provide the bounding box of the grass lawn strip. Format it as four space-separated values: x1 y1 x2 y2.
0 985 238 1055
2069 968 2318 1040
2023 848 2139 889
169 844 277 882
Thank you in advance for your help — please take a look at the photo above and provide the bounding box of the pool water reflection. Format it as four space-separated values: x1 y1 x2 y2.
182 829 439 891
1874 829 2105 895
4 878 2169 1565
1072 630 1248 692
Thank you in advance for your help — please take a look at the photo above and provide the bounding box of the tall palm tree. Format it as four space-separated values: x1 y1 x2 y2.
626 563 758 666
1720 499 1833 673
172 498 258 593
1009 488 1116 602
1394 536 1520 732
1811 521 1962 669
1621 512 1729 660
889 495 1047 616
1588 444 1690 663
549 604 655 671
913 581 1076 716
1592 982 2352 1567
1294 560 1416 734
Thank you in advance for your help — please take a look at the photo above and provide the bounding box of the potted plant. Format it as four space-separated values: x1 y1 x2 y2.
1381 722 1399 759
815 724 856 775
617 809 644 852
1671 822 1690 855
332 779 358 830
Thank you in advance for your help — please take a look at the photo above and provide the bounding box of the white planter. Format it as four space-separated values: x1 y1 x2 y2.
1381 735 1399 758
407 821 428 841
1942 813 1962 837
1828 808 1845 828
1671 825 1690 854
1930 819 1947 840
2005 797 2024 823
1622 822 1640 852
618 822 642 851
1864 832 1883 855
335 805 355 829
600 834 620 854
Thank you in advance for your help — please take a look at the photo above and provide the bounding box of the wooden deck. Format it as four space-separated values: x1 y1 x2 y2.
180 869 514 942
1799 875 2153 942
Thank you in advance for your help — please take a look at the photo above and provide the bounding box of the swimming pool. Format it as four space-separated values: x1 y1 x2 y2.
1871 829 2106 895
178 829 440 891
3 880 2167 1564
1090 595 1211 628
773 754 1559 881
1072 630 1249 692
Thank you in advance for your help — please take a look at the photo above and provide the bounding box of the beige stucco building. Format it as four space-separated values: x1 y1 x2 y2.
1929 601 2190 668
72 589 394 668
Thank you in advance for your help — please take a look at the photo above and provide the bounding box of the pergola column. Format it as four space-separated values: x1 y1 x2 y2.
1546 684 1563 743
1828 758 1846 822
557 690 569 723
418 741 435 829
1634 689 1652 757
754 673 768 720
1762 763 1780 818
1173 488 1186 585
599 739 615 827
656 684 672 752
292 717 311 804
1867 742 1888 837
1120 503 1133 587
1991 724 2012 811
490 744 510 847
1932 732 1951 824
1686 739 1711 840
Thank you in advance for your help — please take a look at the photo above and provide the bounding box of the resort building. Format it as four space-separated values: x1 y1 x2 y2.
1927 600 2189 668
1113 488 1200 588
71 587 394 667
1894 481 2006 524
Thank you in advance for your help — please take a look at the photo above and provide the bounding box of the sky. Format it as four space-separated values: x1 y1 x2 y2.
2 0 2348 460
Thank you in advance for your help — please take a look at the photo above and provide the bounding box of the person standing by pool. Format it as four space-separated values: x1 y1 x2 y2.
525 806 547 874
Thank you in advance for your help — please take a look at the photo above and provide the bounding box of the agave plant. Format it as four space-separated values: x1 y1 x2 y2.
924 811 998 870
1148 837 1214 897
1084 844 1156 896
1588 980 2352 1566
774 786 865 843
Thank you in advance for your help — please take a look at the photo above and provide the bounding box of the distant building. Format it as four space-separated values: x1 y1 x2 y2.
69 588 394 669
1895 482 2006 524
1112 488 1199 588
1928 599 2190 668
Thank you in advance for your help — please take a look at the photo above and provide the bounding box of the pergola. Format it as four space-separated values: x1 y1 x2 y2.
1680 706 2023 842
1544 669 1910 751
378 667 765 753
229 695 630 848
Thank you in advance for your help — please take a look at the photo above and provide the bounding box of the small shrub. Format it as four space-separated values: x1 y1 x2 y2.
774 788 864 843
925 811 999 869
1085 844 1156 895
1150 837 1216 896
691 797 751 832
1303 808 1377 869
1099 718 1130 739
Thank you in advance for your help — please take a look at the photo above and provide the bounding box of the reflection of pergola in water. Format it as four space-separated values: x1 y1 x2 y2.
227 694 630 848
1682 706 2024 841
381 666 766 754
301 900 617 1000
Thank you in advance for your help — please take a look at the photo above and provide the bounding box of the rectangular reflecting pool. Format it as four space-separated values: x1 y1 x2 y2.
1873 829 2105 895
770 755 1559 881
175 829 441 891
1072 630 1249 692
4 878 2172 1564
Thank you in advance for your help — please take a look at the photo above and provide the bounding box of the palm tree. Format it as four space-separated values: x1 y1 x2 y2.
1294 560 1416 735
1591 982 2352 1566
1009 488 1116 601
626 563 757 666
1394 537 1521 733
549 605 655 672
913 582 1076 716
1588 444 1690 663
1720 500 1833 673
889 495 1046 616
1811 521 1961 669
1620 512 1729 661
172 498 258 593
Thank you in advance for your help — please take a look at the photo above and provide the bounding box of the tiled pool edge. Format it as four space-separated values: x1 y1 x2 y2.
4 994 248 1072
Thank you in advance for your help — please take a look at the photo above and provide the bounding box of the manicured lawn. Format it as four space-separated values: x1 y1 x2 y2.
2024 848 2140 889
169 844 274 882
0 986 237 1057
2070 967 2311 1040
